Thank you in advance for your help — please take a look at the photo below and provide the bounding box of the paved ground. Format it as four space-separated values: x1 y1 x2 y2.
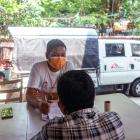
97 92 140 106
129 96 140 106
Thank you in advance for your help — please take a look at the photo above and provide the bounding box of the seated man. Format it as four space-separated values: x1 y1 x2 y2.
26 39 74 114
31 70 125 140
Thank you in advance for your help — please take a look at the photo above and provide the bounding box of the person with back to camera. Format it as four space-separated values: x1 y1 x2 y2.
26 39 74 115
31 70 125 140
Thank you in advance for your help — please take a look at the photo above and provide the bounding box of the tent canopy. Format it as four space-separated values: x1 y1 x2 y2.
8 27 99 71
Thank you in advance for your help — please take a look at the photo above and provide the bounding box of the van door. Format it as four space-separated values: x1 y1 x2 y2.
99 39 131 85
129 41 140 96
129 41 140 78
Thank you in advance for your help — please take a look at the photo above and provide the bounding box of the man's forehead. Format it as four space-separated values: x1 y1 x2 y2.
47 46 66 53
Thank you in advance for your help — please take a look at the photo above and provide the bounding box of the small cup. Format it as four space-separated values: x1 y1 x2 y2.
104 101 111 112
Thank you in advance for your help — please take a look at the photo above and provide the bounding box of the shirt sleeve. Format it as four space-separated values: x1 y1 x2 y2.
31 124 48 140
27 64 41 89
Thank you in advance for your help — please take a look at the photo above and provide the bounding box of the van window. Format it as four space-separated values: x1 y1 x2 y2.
131 44 140 57
105 43 125 57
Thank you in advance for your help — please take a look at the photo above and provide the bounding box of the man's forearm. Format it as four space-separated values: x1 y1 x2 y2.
27 95 40 108
26 88 42 108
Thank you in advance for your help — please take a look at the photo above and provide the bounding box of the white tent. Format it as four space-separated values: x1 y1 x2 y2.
8 27 98 71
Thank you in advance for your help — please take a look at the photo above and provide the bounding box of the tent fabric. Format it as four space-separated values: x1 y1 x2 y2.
8 27 99 71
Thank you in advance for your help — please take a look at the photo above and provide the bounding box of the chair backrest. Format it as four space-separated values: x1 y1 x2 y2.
0 79 23 103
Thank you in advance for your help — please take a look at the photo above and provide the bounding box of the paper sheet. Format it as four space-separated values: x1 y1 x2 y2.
42 102 63 121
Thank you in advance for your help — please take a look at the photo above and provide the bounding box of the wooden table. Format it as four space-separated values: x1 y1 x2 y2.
0 93 140 140
0 103 27 140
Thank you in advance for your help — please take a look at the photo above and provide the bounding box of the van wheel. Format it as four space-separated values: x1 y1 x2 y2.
131 79 140 97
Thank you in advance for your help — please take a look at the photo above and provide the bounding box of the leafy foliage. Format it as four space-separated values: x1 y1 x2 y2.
0 0 139 34
0 0 44 26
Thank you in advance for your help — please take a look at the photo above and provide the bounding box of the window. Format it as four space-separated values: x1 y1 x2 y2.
105 43 125 57
131 44 140 57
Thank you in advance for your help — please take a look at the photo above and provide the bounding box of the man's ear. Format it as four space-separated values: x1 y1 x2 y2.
58 100 67 115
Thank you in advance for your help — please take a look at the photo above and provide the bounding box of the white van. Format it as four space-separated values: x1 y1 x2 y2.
97 36 140 96
8 27 140 96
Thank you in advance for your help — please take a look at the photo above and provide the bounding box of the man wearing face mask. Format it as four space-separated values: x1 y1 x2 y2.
26 39 74 114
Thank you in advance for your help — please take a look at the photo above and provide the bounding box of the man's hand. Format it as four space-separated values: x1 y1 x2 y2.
39 101 50 114
47 92 58 101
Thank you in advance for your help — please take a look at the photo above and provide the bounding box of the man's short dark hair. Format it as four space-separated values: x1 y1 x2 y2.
57 70 95 113
47 39 66 53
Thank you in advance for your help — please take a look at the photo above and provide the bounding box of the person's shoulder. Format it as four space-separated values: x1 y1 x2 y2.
97 112 125 139
101 111 121 120
99 111 122 126
33 61 47 66
32 61 48 69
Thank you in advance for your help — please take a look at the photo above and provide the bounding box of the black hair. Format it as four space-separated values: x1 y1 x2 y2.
0 71 5 78
57 70 95 114
46 39 66 54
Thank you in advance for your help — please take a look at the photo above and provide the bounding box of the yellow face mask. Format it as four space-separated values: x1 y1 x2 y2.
48 57 66 71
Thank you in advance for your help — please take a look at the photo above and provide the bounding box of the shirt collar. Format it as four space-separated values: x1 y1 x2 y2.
65 107 99 119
